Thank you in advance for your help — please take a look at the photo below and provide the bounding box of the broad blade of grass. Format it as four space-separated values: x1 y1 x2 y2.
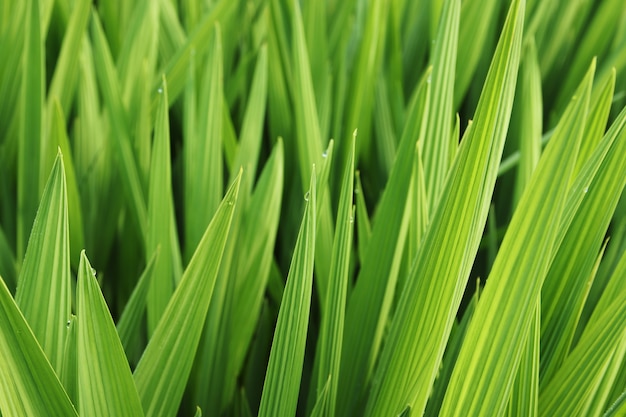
513 39 542 205
365 0 524 414
15 152 71 374
290 0 334 311
0 277 77 416
539 284 626 416
76 251 144 417
184 24 223 261
439 50 591 417
18 0 44 260
258 169 316 417
541 101 626 383
421 0 459 209
133 173 242 417
220 140 284 410
317 134 355 416
337 69 431 417
146 77 178 333
507 301 540 417
91 10 148 238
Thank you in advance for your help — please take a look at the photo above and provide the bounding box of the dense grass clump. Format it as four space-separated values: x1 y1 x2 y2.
1 0 626 416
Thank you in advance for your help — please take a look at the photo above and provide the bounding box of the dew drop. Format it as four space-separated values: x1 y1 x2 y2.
66 320 71 328
228 201 233 206
354 188 360 195
322 150 328 158
584 186 589 194
157 87 163 94
304 191 310 201
349 216 354 224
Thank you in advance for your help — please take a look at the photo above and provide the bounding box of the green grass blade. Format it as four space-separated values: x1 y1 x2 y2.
48 100 84 268
90 10 148 238
317 135 355 416
155 0 236 106
229 44 268 189
507 302 540 417
258 169 316 417
365 0 525 414
310 375 332 417
337 70 431 417
421 0 459 209
76 251 144 417
15 152 71 374
134 173 242 417
0 277 77 416
513 39 542 205
45 0 90 120
604 392 626 417
184 24 223 261
221 140 284 409
541 99 626 383
146 77 177 333
18 0 44 260
290 0 334 312
440 50 590 417
454 0 500 108
354 171 372 263
574 69 616 177
539 284 626 416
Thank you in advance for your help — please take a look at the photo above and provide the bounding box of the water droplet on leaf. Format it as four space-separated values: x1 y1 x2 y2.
304 191 310 201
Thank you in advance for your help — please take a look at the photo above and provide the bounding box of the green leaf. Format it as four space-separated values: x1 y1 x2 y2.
290 0 334 310
421 0 459 209
184 24 224 261
337 68 431 417
220 140 284 409
258 169 316 417
15 152 71 374
45 0 90 120
90 10 148 238
0 277 77 416
134 173 242 417
60 314 77 405
146 77 178 333
365 0 525 414
539 282 626 416
440 46 591 417
76 251 144 417
18 0 44 259
317 134 355 416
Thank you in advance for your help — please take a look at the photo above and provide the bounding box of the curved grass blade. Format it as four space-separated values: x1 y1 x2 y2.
134 173 242 417
60 314 77 405
317 134 355 416
0 277 77 416
146 77 178 333
76 251 144 417
439 52 592 417
365 0 525 414
258 169 316 417
15 152 71 374
0 227 16 293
